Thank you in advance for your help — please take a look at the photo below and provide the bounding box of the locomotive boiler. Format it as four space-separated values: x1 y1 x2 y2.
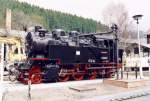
18 24 122 84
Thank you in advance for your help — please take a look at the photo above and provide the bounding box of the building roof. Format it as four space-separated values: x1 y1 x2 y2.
145 28 150 35
0 29 26 38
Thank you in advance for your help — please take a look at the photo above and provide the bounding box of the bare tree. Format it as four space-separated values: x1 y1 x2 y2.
102 2 135 39
102 2 137 52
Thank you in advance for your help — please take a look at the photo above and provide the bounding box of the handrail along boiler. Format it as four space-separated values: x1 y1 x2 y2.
18 25 123 84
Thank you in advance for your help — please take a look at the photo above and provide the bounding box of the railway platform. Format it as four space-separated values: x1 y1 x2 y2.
1 78 150 101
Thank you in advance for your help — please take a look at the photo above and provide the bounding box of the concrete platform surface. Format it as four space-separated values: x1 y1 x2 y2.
1 79 103 92
2 79 150 101
81 87 150 101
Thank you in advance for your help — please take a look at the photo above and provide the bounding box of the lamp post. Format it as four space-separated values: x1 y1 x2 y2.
132 14 143 79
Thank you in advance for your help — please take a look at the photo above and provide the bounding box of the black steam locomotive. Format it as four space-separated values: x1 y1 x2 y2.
18 25 123 84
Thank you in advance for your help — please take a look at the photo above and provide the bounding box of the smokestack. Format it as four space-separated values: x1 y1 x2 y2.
5 8 11 33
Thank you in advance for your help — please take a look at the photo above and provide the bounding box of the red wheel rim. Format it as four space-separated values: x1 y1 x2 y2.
89 71 97 80
30 74 42 84
29 66 42 84
59 75 69 82
72 64 84 80
73 74 84 80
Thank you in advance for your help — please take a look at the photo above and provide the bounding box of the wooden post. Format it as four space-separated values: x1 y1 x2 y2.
28 80 31 100
135 67 138 79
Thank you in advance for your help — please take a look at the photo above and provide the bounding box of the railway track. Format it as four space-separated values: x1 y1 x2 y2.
110 92 150 101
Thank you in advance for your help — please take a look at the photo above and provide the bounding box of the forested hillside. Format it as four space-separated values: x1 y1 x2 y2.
0 0 108 32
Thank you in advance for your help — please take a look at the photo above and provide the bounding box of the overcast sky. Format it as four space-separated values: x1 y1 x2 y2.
18 0 150 31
